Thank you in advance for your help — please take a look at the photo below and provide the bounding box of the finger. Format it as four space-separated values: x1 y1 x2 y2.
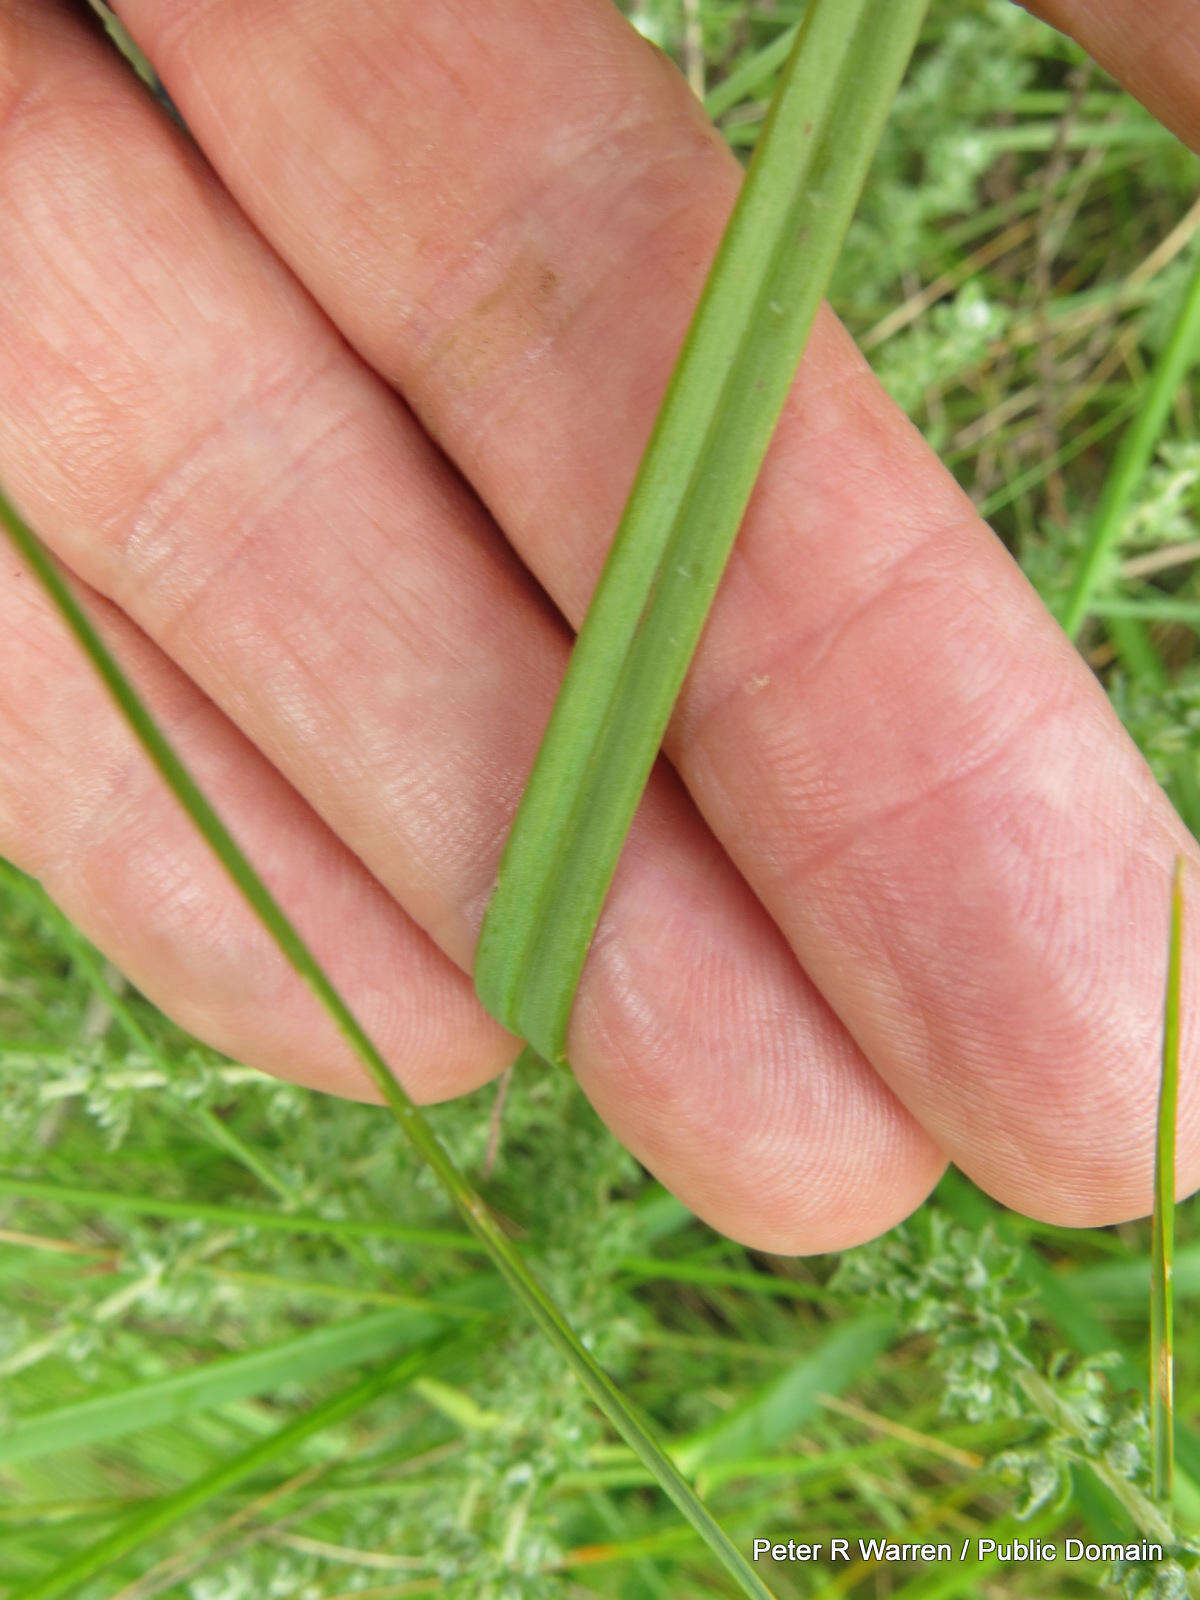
0 549 510 1105
1020 1 1200 152
0 0 944 1252
115 0 1200 1224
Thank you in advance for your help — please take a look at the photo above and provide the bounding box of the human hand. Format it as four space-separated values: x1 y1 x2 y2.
0 0 1195 1253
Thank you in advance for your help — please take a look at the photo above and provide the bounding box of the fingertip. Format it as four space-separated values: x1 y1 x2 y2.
681 1135 948 1257
566 839 950 1257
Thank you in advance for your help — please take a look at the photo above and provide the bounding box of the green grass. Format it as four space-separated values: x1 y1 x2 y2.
2 2 1200 1597
475 0 928 1063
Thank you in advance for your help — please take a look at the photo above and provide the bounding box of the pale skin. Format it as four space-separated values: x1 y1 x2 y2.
0 0 1197 1253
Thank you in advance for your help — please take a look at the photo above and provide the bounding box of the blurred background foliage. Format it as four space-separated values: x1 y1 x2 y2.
3 2 1200 1596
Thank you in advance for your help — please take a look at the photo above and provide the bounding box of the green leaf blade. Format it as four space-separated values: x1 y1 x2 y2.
1151 855 1184 1506
0 1308 447 1467
475 0 932 1062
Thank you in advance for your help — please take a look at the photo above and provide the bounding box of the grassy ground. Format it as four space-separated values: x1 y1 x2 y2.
3 2 1199 1596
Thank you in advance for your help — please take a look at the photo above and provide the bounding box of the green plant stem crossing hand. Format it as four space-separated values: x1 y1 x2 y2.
0 490 780 1600
474 0 932 1065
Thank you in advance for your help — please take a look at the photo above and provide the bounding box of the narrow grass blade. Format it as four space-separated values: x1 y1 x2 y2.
0 1173 693 1265
703 22 798 120
474 0 931 1063
1093 597 1200 627
617 1258 833 1302
559 1425 998 1497
10 1338 451 1600
1067 1242 1200 1305
1151 855 1185 1506
0 1307 447 1466
0 491 776 1600
1056 247 1200 832
977 392 1138 520
0 1173 485 1252
1060 249 1200 638
673 1314 895 1476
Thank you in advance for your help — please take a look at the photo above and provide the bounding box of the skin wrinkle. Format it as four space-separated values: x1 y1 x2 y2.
854 754 1109 1022
127 359 358 592
0 26 57 163
7 143 255 411
37 102 221 344
679 515 958 763
783 680 1072 904
0 234 344 607
825 838 1158 1161
136 404 381 661
689 542 1065 896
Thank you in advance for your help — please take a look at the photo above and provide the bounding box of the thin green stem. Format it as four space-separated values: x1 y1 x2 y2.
1151 856 1184 1507
0 1173 485 1251
186 1102 302 1204
1060 249 1200 638
1015 1367 1196 1590
475 0 931 1063
976 393 1138 518
0 488 775 1600
704 22 799 120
